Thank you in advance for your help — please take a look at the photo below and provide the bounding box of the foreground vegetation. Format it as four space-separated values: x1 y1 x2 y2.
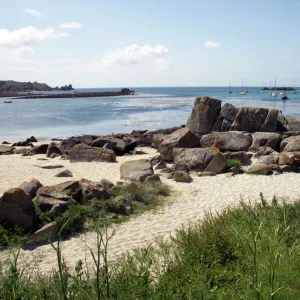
1 194 300 299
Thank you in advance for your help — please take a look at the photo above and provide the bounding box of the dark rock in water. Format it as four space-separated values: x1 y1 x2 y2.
100 178 114 190
0 188 37 231
19 179 43 199
230 107 277 132
158 127 200 161
173 147 219 172
187 96 222 136
200 131 252 152
220 103 238 122
54 169 73 177
120 159 154 182
174 171 192 183
224 151 252 164
250 132 281 152
204 152 227 174
46 144 62 158
69 144 116 162
25 144 48 156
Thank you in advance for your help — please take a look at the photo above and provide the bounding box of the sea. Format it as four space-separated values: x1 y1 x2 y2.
0 86 299 141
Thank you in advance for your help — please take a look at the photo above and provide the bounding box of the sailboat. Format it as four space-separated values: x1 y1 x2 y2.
260 81 264 93
271 77 277 97
293 80 297 94
238 78 247 95
229 81 232 94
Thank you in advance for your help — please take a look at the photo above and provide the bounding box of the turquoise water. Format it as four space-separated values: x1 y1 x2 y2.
0 87 299 141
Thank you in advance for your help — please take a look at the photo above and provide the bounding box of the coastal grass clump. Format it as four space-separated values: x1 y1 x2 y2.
1 195 300 299
226 158 243 169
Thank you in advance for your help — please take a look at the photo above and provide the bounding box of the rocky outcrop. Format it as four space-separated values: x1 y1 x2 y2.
158 127 200 161
46 144 62 158
173 147 219 172
25 144 49 156
220 103 238 122
283 138 300 152
224 151 251 164
204 152 227 174
200 131 252 152
69 144 116 162
120 159 154 182
187 96 222 136
19 179 43 199
0 188 37 231
151 134 167 149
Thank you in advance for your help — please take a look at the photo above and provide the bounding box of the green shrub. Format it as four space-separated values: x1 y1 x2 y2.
226 159 242 169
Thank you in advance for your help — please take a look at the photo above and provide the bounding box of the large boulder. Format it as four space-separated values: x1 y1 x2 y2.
280 136 298 152
19 179 43 199
173 147 219 172
69 144 116 162
25 144 49 156
79 179 110 203
285 117 300 131
186 96 222 137
250 132 281 152
230 107 278 132
0 188 37 231
220 103 238 122
204 152 227 174
27 222 58 245
158 127 200 161
244 163 272 175
283 137 300 152
0 145 13 155
221 119 232 132
200 131 252 152
277 152 295 165
224 151 252 164
151 134 167 149
120 159 154 182
174 171 192 183
46 144 62 158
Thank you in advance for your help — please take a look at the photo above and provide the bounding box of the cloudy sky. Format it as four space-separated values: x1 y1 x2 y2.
2 0 300 88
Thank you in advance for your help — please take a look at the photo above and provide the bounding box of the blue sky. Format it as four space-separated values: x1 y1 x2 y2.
1 0 300 88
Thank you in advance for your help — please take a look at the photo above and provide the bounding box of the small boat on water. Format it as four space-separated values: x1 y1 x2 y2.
4 100 12 103
238 91 247 95
293 81 297 94
271 77 278 97
238 78 247 95
229 81 232 94
282 94 289 100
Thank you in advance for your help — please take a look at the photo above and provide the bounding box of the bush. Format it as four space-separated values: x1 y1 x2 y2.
226 159 242 169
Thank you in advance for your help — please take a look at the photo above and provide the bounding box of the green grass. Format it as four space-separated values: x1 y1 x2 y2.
226 158 243 169
1 195 300 299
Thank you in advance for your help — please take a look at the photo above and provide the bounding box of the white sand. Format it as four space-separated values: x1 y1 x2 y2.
1 148 300 273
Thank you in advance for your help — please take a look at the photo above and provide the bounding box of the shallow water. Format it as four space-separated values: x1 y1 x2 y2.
0 86 299 141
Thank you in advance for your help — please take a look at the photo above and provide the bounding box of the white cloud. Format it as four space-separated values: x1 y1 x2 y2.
24 8 42 18
60 22 83 29
101 44 169 65
0 26 67 50
204 40 222 48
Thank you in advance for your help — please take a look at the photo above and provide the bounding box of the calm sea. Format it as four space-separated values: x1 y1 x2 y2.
0 87 299 141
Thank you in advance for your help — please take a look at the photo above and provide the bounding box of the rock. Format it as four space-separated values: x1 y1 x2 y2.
283 137 300 152
69 144 116 163
120 159 154 182
277 152 295 166
150 155 164 166
46 144 62 158
100 179 114 190
257 152 278 165
280 136 298 152
259 109 279 132
212 115 223 131
277 112 290 131
37 186 71 202
37 197 71 214
27 222 58 245
27 136 37 143
144 174 161 183
220 103 238 122
111 185 122 194
200 131 253 152
50 153 61 159
158 127 200 161
133 147 147 155
38 165 64 169
54 169 73 177
285 117 300 131
151 134 167 148
174 171 192 183
221 119 232 132
187 96 222 136
103 142 117 150
224 151 252 164
174 147 219 172
154 159 168 170
113 196 133 215
79 179 110 203
2 141 10 144
25 144 49 156
253 147 275 158
0 188 37 231
198 171 217 177
250 132 281 152
244 163 272 175
204 152 227 174
280 165 293 172
19 179 43 199
13 147 30 155
0 145 13 155
229 166 240 176
60 138 81 153
230 107 277 132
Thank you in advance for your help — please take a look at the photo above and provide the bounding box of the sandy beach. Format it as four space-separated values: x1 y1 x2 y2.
0 147 300 273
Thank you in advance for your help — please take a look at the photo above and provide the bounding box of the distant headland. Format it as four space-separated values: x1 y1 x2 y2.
0 80 135 99
262 87 296 91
